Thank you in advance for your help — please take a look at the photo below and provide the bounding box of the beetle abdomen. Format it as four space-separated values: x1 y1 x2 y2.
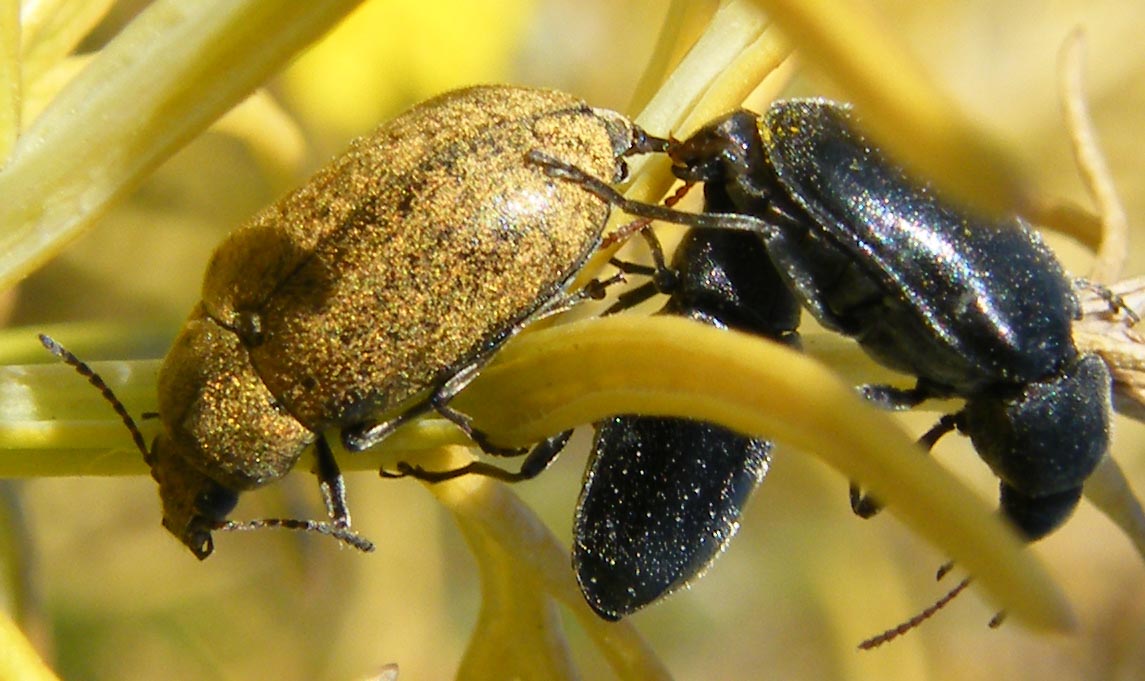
196 86 623 429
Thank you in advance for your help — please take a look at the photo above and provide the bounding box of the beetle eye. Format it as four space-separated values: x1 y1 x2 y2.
195 483 239 522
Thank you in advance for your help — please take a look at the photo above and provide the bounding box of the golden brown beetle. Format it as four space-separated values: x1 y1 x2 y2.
46 85 663 557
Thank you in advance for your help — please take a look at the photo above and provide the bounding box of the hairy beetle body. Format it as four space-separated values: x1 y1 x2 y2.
145 85 650 556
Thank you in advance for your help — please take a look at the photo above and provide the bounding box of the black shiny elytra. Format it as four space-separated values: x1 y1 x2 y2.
665 100 1111 541
573 177 801 620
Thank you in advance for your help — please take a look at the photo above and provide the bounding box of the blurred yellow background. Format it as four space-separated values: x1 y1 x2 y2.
7 0 1145 679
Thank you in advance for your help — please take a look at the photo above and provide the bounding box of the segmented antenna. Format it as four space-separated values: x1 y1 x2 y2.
858 577 973 650
41 334 376 553
38 333 150 461
217 518 376 553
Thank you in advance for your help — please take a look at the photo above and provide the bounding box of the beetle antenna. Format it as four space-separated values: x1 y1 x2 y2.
217 518 376 553
858 577 972 650
38 334 150 461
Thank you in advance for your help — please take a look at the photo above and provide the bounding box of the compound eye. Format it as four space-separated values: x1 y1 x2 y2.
195 483 239 523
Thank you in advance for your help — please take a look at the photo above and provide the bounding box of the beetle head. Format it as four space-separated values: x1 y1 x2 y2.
668 111 766 184
666 111 777 216
151 311 313 557
149 432 238 559
961 352 1111 539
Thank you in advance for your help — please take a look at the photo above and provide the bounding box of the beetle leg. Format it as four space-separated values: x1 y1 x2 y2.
314 434 352 528
1074 277 1141 323
217 517 375 553
527 150 777 236
215 432 376 552
345 268 627 454
341 401 433 452
856 384 931 411
601 281 661 316
850 414 959 518
381 430 574 483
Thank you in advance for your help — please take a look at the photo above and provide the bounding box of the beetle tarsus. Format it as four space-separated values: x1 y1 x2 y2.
384 430 573 484
857 384 930 411
217 518 375 553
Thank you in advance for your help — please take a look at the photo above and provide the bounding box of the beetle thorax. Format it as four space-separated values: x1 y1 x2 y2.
157 306 316 492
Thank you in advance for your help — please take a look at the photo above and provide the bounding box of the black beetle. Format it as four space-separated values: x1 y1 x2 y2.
573 179 802 620
654 99 1112 541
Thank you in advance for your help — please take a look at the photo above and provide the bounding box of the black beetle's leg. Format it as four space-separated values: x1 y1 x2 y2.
1074 277 1141 324
382 430 574 483
527 150 776 236
850 382 943 514
917 413 960 450
602 281 660 316
602 227 682 316
608 257 657 277
850 414 959 518
848 483 882 518
314 434 352 528
856 384 932 411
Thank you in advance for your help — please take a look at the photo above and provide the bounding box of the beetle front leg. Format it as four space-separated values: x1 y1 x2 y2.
850 413 959 518
314 434 352 528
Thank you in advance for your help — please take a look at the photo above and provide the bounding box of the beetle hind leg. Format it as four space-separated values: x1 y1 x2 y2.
381 430 573 483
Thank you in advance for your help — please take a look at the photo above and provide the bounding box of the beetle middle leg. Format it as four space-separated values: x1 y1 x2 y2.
850 413 959 518
346 269 629 482
218 434 376 552
856 382 937 411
